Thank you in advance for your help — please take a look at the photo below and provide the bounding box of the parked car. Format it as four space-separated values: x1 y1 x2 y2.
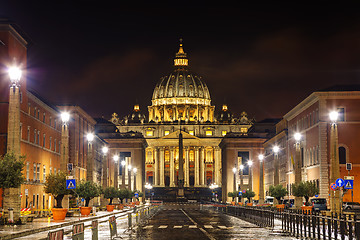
265 196 274 205
311 198 327 211
343 202 360 210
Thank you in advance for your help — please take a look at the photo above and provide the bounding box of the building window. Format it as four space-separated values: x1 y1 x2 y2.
189 130 194 135
37 131 40 145
49 116 52 126
164 131 170 136
27 127 30 141
34 107 37 117
26 162 29 181
43 134 46 147
50 167 52 174
54 139 57 152
33 163 36 181
49 137 52 150
43 113 46 123
37 110 40 119
146 130 153 137
43 165 46 183
339 146 346 164
54 167 57 174
222 130 227 136
54 120 57 129
37 163 40 181
34 129 37 143
28 103 31 114
337 108 345 122
241 128 247 133
206 130 212 136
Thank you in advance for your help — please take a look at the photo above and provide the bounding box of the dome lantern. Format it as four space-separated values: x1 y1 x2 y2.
174 39 188 68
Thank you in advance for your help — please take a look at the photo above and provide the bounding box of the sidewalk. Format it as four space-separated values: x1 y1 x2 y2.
0 209 130 240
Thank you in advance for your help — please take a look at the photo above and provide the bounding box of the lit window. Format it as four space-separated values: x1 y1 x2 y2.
206 131 213 136
241 128 247 133
222 131 227 136
189 131 194 135
164 131 170 136
146 131 153 137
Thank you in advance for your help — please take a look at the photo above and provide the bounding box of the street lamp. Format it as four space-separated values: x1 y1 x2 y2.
60 112 70 173
258 154 265 204
8 66 22 86
86 133 95 182
273 146 280 186
113 155 119 188
101 146 109 190
133 167 137 191
294 132 302 209
102 146 108 155
145 183 153 203
329 110 341 213
247 160 253 192
232 167 237 192
128 165 132 190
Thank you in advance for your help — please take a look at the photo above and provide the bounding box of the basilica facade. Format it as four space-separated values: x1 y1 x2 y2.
99 42 265 202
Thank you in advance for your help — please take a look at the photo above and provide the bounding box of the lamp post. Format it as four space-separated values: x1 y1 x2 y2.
128 165 132 191
248 160 253 191
145 183 153 203
273 146 280 186
232 167 237 192
329 111 341 213
60 112 70 173
113 155 119 188
101 146 108 189
86 133 94 182
7 66 22 155
294 132 303 209
6 66 22 222
121 160 126 187
258 154 265 204
133 167 137 191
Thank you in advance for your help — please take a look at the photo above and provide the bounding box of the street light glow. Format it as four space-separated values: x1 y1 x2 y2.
232 167 237 173
61 112 70 123
121 160 126 166
258 154 264 161
329 111 339 122
294 132 302 142
248 160 253 166
133 167 137 173
86 133 94 142
273 146 280 153
240 164 244 170
8 66 22 83
128 165 132 170
102 146 108 154
113 155 119 162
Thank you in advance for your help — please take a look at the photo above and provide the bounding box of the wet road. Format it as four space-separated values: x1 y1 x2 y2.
131 203 296 240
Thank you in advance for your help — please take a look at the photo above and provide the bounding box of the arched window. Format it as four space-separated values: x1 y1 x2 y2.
339 147 346 164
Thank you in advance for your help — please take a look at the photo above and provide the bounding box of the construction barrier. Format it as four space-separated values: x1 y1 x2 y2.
20 208 31 216
72 223 84 240
47 229 64 240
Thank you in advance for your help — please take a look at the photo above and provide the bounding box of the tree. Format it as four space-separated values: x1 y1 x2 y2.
44 172 72 208
76 180 101 207
227 191 238 201
118 188 130 203
103 186 118 205
0 153 25 189
292 181 319 206
269 184 288 203
242 190 255 203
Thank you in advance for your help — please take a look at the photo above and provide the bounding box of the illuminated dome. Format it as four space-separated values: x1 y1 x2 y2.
149 40 215 123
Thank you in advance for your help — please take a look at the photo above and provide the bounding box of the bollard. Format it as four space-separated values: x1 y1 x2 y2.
8 208 14 224
128 212 132 229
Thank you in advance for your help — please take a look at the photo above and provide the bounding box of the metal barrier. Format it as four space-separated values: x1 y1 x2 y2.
282 210 360 240
47 229 64 240
72 223 84 240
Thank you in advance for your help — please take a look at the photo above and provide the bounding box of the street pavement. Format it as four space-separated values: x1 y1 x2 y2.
1 203 298 239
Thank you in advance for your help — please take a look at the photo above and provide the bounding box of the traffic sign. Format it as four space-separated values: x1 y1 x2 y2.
344 179 354 189
315 194 319 198
330 183 337 191
346 163 352 171
344 176 354 180
67 163 73 172
335 178 345 188
134 192 139 198
238 192 242 196
66 179 76 189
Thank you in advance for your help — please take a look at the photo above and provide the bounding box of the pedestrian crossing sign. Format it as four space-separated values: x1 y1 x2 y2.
66 179 76 189
344 179 354 189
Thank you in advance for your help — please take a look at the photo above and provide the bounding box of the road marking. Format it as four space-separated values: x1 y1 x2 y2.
189 225 197 228
173 225 183 228
180 209 216 240
158 225 168 229
143 225 153 229
204 225 214 229
218 226 227 229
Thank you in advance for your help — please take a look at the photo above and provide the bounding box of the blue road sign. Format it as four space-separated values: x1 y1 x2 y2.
315 195 319 198
335 178 345 188
238 192 242 196
134 193 139 198
66 179 76 189
344 179 354 189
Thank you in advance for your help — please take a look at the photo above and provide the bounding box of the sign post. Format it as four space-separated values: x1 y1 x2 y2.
92 220 98 240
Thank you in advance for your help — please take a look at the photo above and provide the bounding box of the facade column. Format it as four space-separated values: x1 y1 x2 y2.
200 147 205 186
214 147 221 185
154 148 159 186
170 147 175 187
160 147 165 187
185 147 189 187
194 147 200 187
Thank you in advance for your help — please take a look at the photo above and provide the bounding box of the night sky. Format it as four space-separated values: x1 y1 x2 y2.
2 2 360 122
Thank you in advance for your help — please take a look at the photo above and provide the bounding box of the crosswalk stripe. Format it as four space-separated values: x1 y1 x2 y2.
173 225 183 228
189 225 197 228
143 225 153 229
204 225 213 229
158 225 168 229
218 226 227 229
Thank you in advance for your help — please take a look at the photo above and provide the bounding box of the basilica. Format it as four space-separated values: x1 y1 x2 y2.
97 42 270 202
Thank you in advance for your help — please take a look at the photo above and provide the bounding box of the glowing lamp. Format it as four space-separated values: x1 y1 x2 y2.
102 146 108 154
294 132 302 142
258 154 264 161
86 133 94 142
329 111 339 122
61 112 70 124
8 66 22 84
113 155 119 162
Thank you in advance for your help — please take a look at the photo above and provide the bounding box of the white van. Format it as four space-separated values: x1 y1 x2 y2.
265 196 274 205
